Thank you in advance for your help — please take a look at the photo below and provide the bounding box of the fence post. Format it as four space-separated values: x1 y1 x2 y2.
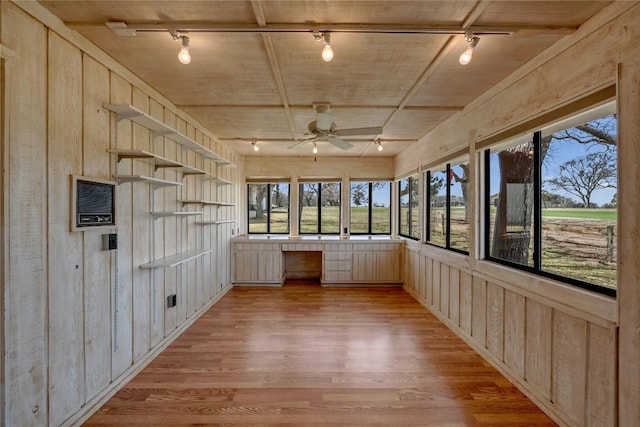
606 225 614 262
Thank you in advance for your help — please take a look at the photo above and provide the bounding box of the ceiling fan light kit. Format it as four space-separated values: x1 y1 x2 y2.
287 103 383 152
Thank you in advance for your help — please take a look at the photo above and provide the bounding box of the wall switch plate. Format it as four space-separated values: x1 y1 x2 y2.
167 294 177 308
102 233 118 250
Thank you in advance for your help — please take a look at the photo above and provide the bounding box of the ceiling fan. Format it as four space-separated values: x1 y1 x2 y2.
288 103 383 151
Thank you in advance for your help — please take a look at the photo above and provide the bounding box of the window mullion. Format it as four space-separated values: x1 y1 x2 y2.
446 164 451 248
533 131 542 271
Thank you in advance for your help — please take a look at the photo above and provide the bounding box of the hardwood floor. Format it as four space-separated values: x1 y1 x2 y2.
83 281 557 426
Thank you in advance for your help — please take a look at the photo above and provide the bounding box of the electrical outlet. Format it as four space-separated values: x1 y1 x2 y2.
102 233 118 250
167 294 177 308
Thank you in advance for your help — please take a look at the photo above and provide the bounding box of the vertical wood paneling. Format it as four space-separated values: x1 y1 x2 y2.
587 323 616 427
163 110 178 334
449 268 460 326
504 290 525 378
149 99 165 347
552 311 587 426
471 277 487 346
4 6 47 425
432 260 441 311
486 282 504 360
459 271 472 335
82 55 112 400
131 88 151 362
418 255 426 299
110 73 134 379
618 46 640 427
440 263 449 318
425 257 433 306
525 299 552 399
47 32 84 426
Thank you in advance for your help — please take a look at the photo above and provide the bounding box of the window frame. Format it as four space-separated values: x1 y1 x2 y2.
425 164 470 255
246 182 290 235
483 123 617 297
398 175 419 240
298 182 341 235
349 181 391 235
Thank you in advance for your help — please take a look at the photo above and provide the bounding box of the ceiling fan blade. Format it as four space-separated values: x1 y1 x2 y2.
316 112 333 131
334 126 383 137
328 136 353 150
287 139 313 150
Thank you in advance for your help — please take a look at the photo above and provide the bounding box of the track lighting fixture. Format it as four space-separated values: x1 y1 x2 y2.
313 31 334 62
459 32 479 65
375 141 384 152
170 31 191 64
252 141 259 152
312 142 318 154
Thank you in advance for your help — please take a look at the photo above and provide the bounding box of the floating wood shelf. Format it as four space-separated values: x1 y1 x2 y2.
113 174 182 187
180 200 234 207
104 104 234 166
151 211 203 218
139 248 212 269
108 148 208 176
195 220 237 225
203 176 232 185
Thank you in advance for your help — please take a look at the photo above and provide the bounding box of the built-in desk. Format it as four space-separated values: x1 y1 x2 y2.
232 235 404 286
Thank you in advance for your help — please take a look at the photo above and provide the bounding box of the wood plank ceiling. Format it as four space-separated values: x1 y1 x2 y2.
40 0 612 157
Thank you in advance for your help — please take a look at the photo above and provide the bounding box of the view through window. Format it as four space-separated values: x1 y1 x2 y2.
300 182 341 234
350 181 391 234
247 183 290 234
485 102 617 294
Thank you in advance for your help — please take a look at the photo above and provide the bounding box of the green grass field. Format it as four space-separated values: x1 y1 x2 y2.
487 207 617 221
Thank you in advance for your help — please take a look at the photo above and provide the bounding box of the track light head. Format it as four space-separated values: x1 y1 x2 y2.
252 141 260 152
459 33 479 65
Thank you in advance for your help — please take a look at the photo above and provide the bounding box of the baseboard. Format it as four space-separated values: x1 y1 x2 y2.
65 284 233 427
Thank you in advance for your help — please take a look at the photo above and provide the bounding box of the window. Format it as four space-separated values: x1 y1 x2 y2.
350 181 391 234
426 161 470 253
247 183 290 234
484 102 617 295
399 175 419 240
299 182 341 234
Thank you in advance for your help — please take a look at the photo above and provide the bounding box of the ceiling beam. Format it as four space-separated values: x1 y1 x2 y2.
250 1 297 134
380 0 492 138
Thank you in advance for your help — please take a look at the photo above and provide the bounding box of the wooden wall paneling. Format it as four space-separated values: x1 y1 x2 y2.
449 267 460 326
163 109 179 333
3 6 47 425
459 271 472 336
586 323 616 427
471 277 487 347
417 254 426 300
432 260 441 311
425 256 433 306
47 32 84 426
503 290 525 378
184 124 197 315
174 117 189 323
525 298 553 400
110 72 134 379
410 248 418 288
131 88 151 363
81 54 112 400
551 311 587 426
440 263 449 318
485 282 504 361
193 130 204 309
618 45 640 427
148 99 165 347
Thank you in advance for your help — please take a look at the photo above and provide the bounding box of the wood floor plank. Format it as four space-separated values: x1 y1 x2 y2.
83 282 556 426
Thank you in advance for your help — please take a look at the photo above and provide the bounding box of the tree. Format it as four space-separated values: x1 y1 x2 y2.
490 113 616 265
351 183 367 207
547 151 616 208
252 184 269 220
301 183 318 207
